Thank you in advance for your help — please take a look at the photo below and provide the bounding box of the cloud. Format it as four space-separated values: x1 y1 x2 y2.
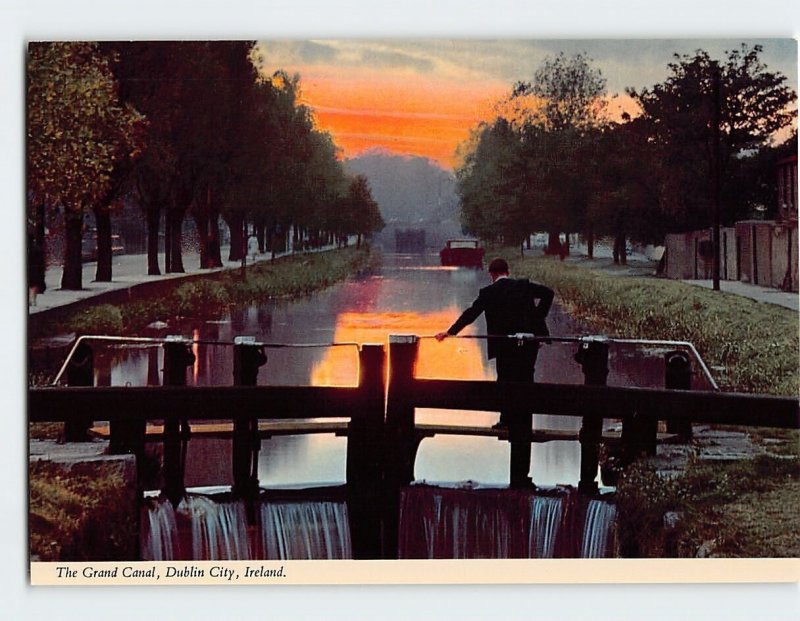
257 38 798 95
312 105 474 122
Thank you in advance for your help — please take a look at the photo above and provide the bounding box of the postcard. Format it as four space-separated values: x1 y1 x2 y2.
25 37 799 590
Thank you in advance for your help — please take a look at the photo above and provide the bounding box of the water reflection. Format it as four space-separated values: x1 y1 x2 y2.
85 253 703 489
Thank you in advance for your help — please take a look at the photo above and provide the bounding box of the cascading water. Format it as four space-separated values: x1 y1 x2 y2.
260 501 352 560
398 484 617 559
140 497 180 561
580 499 617 559
181 496 251 560
140 495 352 561
528 496 564 559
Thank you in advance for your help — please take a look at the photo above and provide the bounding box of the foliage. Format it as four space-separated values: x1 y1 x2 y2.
511 51 608 132
27 42 144 216
337 175 385 241
46 247 376 338
64 304 124 335
615 455 800 557
29 460 138 561
457 44 796 253
27 42 144 289
457 53 608 245
507 253 799 395
628 44 797 230
174 280 231 317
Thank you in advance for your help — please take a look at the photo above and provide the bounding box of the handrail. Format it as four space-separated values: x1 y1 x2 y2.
51 334 360 386
51 332 719 393
418 333 720 392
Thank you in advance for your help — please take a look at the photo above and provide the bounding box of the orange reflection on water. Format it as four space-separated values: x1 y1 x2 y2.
310 309 494 386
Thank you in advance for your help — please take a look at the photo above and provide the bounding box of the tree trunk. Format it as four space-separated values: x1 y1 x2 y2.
586 228 595 260
546 232 561 255
207 210 223 268
613 234 627 265
94 206 113 282
61 212 83 290
164 207 172 273
168 208 185 273
256 223 265 253
146 206 161 276
225 212 245 262
194 212 209 268
32 203 47 292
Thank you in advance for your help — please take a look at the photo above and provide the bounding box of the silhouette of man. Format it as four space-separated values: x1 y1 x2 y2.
436 258 554 486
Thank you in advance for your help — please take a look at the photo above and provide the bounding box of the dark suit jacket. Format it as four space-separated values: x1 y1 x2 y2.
446 277 554 359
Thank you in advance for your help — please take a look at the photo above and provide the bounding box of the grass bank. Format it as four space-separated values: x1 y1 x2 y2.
47 245 379 339
29 460 138 561
507 254 798 395
500 251 799 557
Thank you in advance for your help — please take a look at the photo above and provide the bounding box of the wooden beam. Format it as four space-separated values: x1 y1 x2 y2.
410 380 800 429
29 385 366 422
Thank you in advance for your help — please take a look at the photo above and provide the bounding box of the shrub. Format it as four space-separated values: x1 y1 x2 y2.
174 280 230 317
65 304 124 335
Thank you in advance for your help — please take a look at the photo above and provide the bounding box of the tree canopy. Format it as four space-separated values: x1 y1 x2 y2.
27 42 144 289
456 45 796 258
27 41 384 286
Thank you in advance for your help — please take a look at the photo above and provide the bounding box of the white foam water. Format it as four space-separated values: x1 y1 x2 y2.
259 501 352 560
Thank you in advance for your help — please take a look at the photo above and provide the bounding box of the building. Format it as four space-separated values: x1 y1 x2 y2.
664 154 798 292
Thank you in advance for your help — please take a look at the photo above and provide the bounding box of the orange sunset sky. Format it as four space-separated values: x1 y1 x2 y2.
254 40 798 170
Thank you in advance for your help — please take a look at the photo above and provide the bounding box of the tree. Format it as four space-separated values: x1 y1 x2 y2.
628 44 797 231
339 175 384 247
456 53 609 255
27 42 143 290
511 51 608 133
586 117 666 263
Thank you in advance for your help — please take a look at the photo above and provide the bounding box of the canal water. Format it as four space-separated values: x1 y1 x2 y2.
89 252 704 492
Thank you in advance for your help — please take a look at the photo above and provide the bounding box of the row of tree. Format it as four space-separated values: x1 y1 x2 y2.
27 42 384 290
456 45 797 261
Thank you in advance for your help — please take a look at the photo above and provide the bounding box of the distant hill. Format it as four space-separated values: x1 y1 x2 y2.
344 149 463 249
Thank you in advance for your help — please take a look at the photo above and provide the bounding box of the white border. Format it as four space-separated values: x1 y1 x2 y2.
4 1 800 619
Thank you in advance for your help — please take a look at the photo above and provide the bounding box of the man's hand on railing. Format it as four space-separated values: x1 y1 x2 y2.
434 332 449 342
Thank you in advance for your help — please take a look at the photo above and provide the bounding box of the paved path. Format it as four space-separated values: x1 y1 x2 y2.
29 244 311 315
28 240 799 314
526 241 799 312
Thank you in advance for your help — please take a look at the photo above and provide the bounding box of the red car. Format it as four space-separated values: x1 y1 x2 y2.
440 239 485 268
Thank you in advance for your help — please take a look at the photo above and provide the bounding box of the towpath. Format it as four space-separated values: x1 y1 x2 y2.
525 240 799 312
28 239 799 316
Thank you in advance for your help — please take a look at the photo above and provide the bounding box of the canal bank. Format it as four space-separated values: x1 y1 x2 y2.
28 244 377 343
501 248 800 557
28 249 798 559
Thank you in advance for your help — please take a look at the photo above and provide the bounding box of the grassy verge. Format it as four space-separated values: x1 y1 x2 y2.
29 460 138 561
44 246 379 338
499 251 799 557
506 253 798 395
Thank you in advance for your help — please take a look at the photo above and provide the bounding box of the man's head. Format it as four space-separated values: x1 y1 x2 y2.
488 258 509 282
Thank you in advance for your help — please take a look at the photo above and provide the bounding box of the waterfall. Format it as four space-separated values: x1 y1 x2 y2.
178 496 251 560
140 497 180 561
260 501 352 560
399 486 530 558
528 496 564 559
141 495 352 560
580 499 617 559
398 485 616 559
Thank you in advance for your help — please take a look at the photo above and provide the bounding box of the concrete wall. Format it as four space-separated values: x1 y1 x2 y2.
734 220 798 291
665 227 736 281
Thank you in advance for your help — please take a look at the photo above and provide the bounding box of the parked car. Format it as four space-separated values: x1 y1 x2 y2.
439 239 485 268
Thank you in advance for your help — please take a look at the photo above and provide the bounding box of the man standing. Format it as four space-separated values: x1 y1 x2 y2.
435 257 554 487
